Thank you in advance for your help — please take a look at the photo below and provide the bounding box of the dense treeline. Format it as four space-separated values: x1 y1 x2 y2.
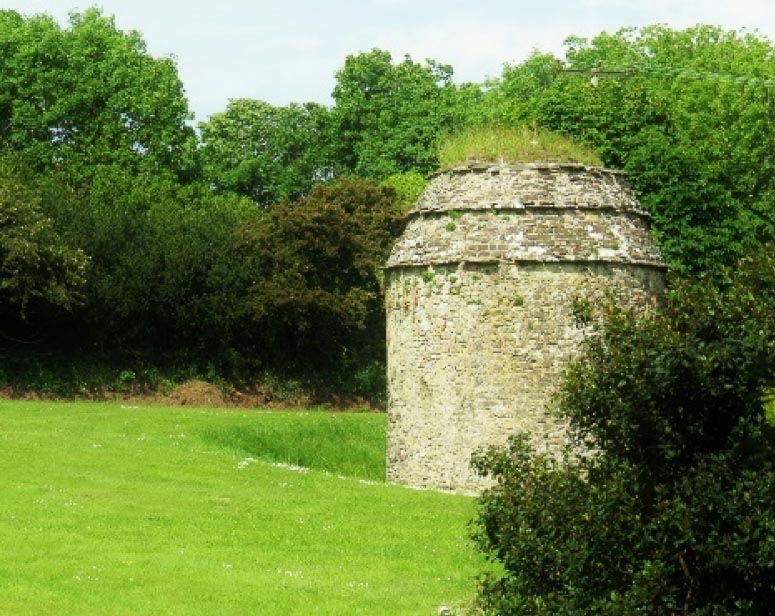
1 9 774 400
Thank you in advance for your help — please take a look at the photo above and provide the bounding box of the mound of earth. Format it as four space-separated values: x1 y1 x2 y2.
165 380 229 407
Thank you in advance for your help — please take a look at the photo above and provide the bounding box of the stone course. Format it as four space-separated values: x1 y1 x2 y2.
385 162 666 493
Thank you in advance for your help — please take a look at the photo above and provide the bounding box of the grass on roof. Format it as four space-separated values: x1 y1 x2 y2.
438 125 603 169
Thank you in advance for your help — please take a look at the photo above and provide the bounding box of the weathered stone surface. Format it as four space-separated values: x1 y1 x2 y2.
385 162 666 493
387 209 663 267
416 162 640 213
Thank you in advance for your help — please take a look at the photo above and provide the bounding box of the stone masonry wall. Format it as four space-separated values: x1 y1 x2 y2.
385 163 666 493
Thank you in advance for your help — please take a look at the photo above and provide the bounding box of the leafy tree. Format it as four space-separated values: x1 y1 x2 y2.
478 25 775 276
381 171 428 210
470 52 561 128
331 49 464 179
0 8 195 181
472 251 775 614
238 177 404 372
0 159 87 320
64 165 259 354
198 99 336 207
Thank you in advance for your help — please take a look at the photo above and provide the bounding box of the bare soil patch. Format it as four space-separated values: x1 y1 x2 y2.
0 379 381 412
164 380 229 407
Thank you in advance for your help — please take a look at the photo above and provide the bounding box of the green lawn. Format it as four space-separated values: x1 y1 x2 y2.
0 401 485 615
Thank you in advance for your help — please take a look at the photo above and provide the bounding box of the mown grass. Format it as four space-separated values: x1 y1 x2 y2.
200 413 385 480
438 125 603 169
0 401 485 615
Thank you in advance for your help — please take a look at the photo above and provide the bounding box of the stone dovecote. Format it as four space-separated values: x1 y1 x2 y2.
385 162 666 493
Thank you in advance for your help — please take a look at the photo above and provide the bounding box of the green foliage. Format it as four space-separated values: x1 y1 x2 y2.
0 349 186 398
332 49 465 179
0 159 87 318
0 9 195 181
382 171 428 210
4 7 774 414
472 439 647 615
49 165 258 354
472 250 775 614
438 125 602 168
477 25 775 276
198 99 336 207
239 177 404 369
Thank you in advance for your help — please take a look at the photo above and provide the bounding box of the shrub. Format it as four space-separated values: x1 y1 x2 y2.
472 249 775 614
382 171 428 211
238 177 404 376
0 159 87 318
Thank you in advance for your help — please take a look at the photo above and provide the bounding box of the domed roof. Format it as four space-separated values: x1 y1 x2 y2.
386 162 665 269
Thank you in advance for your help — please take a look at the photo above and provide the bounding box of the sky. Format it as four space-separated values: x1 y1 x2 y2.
2 0 774 122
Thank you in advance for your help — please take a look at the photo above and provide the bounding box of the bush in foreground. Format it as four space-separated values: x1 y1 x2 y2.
472 250 775 615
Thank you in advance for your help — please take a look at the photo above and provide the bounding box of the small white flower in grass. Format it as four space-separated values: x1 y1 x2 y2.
272 462 309 473
237 457 257 470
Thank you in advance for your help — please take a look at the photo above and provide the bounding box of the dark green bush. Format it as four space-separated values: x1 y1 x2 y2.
238 177 404 375
472 250 775 615
0 159 87 318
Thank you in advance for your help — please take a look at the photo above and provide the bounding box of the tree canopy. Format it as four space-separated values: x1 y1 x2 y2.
1 10 774 403
238 177 404 374
198 99 336 207
0 9 196 182
0 158 87 320
476 25 775 276
331 49 466 179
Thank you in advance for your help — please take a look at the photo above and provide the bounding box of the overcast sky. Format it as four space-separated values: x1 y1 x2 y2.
3 1 774 122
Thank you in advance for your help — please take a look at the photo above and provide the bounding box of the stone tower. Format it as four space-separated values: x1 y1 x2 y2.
385 162 666 493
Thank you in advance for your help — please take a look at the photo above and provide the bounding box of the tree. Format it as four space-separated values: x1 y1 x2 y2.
62 164 259 355
331 49 464 179
198 99 336 207
472 251 775 614
238 177 404 375
477 25 775 277
0 159 87 320
0 8 196 182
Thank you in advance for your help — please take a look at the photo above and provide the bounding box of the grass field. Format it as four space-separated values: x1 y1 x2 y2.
0 401 486 615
